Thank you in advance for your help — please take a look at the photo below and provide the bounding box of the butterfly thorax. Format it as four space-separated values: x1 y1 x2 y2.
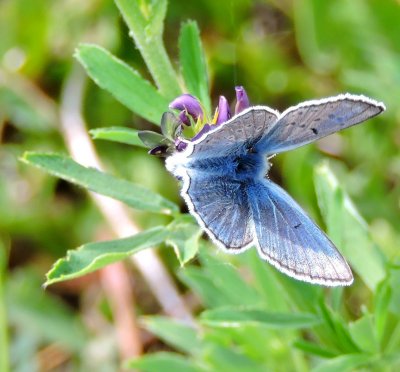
167 146 269 182
232 149 270 182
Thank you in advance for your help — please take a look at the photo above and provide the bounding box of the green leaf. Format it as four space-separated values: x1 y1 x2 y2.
312 353 374 372
161 112 181 141
243 250 289 312
75 44 169 125
204 344 265 372
45 226 168 286
199 250 261 306
293 340 337 358
138 130 168 148
178 267 232 308
314 162 386 290
7 270 87 351
0 85 55 132
114 0 181 98
21 152 178 214
179 21 211 116
200 307 321 329
89 127 147 147
318 300 360 353
142 316 201 355
166 215 202 266
374 277 392 345
126 352 203 372
0 241 9 372
349 314 378 353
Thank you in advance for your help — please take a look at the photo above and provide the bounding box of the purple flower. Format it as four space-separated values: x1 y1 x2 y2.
143 86 252 155
169 94 203 125
215 95 231 125
234 86 250 114
191 124 212 142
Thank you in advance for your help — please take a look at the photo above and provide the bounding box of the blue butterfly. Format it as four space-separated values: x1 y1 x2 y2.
166 94 385 286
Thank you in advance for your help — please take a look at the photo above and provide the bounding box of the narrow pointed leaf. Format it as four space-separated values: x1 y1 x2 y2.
138 130 168 148
89 127 147 147
0 241 9 372
349 314 378 353
200 307 321 329
179 21 211 116
293 340 337 358
75 44 169 124
22 152 178 214
142 316 201 355
314 162 386 290
312 353 373 372
45 226 168 286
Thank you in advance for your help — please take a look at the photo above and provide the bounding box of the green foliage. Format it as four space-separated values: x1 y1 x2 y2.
114 0 181 98
22 152 178 214
45 226 168 286
75 44 170 125
3 0 400 370
179 21 211 116
89 127 147 147
0 242 9 372
314 162 386 290
7 270 87 351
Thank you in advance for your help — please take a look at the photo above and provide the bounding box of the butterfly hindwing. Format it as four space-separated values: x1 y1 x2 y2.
183 171 254 251
248 179 353 286
258 94 385 155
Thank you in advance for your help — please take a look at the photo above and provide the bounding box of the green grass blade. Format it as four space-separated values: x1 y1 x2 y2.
45 226 168 286
314 162 386 290
312 353 374 372
114 0 181 99
200 307 321 329
89 127 147 147
21 152 178 214
374 277 392 346
349 314 378 353
75 44 169 125
199 250 261 306
179 21 211 116
178 267 232 308
0 242 9 372
142 316 201 355
293 340 337 358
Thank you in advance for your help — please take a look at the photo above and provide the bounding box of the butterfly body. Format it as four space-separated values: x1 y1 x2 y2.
166 94 385 286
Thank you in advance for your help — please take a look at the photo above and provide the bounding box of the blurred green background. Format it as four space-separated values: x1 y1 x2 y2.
1 0 399 371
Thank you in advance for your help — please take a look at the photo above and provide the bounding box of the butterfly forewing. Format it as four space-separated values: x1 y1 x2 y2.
258 94 385 155
186 106 279 159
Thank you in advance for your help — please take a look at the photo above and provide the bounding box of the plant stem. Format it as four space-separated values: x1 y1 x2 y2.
114 0 181 99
